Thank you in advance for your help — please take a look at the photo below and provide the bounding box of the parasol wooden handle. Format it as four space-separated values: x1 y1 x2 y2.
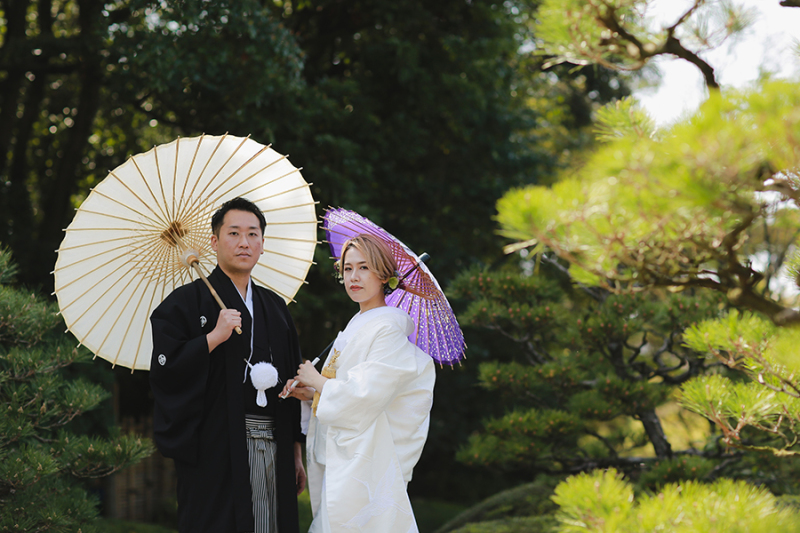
185 254 242 335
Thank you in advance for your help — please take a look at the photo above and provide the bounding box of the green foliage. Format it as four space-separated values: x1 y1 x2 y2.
2 478 102 533
2 0 630 511
684 311 776 363
496 81 800 308
537 0 649 70
535 0 755 89
777 494 800 511
592 96 655 142
113 0 305 135
0 248 17 285
636 455 716 490
681 374 800 453
1 0 629 292
679 309 800 454
487 3 800 529
0 284 61 347
452 77 800 518
452 262 725 473
0 248 153 531
459 408 583 468
484 82 800 526
784 243 800 289
552 468 799 532
686 310 800 382
553 468 634 531
434 479 560 533
452 265 567 342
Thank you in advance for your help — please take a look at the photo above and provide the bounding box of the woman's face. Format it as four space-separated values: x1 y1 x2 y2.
342 247 386 312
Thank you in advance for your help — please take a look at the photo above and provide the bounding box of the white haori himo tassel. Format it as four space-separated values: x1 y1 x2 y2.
246 361 280 407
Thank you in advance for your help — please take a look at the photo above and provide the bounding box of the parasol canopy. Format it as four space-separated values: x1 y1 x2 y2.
322 207 466 366
53 134 318 371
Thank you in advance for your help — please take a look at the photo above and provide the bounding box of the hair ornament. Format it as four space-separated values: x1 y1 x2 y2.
383 271 402 295
333 262 344 284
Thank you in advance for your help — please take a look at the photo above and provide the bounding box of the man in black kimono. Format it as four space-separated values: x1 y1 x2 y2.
150 197 306 533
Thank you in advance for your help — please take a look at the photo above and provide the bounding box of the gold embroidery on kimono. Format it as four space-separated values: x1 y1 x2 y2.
312 348 340 414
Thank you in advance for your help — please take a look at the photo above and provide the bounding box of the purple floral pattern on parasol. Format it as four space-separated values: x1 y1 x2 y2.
323 208 466 366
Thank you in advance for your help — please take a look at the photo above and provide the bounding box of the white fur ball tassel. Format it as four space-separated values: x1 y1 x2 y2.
249 362 279 407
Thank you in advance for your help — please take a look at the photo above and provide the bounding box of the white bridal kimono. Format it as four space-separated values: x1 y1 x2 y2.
307 306 436 533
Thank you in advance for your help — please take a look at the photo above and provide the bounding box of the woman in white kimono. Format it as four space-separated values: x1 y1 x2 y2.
281 234 436 533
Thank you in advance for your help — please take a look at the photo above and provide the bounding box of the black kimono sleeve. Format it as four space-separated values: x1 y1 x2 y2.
149 283 210 464
284 307 306 446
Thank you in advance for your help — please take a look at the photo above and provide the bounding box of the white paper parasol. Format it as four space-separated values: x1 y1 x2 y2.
53 134 318 371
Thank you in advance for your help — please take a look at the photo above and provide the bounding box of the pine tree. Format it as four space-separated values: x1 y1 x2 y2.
0 248 152 532
445 83 800 531
480 79 800 532
438 2 800 531
451 263 726 477
552 468 800 533
498 80 800 454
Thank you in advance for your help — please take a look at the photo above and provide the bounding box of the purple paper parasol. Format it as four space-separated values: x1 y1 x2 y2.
323 208 466 366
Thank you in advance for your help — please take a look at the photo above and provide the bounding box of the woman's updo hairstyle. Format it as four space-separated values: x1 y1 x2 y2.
338 234 397 283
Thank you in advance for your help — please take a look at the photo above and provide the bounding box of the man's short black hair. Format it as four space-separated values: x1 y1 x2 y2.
211 197 267 236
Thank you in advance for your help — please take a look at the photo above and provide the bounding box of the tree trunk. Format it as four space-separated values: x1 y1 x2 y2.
37 0 104 287
0 0 31 238
639 409 673 459
5 0 52 267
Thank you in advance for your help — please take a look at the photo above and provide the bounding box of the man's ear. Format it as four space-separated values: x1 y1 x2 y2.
210 233 218 252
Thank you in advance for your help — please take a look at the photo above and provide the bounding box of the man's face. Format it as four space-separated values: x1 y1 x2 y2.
210 209 264 277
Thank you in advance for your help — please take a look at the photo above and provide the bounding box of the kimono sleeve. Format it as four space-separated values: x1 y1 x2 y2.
315 320 420 435
282 303 306 445
149 285 211 464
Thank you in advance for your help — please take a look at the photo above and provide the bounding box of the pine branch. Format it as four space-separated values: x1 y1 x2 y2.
660 29 719 89
539 448 738 475
540 255 607 302
584 430 619 458
666 0 707 34
638 409 673 459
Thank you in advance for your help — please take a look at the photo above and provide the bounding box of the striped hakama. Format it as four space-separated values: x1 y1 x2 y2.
246 415 279 533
